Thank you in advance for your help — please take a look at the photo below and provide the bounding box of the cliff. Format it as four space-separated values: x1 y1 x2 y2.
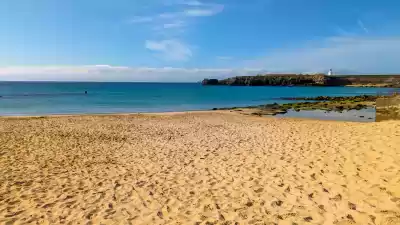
202 74 400 87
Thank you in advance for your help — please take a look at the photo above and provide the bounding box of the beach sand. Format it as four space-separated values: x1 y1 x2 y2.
1 112 399 225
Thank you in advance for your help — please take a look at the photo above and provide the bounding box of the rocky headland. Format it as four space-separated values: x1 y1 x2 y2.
202 74 400 87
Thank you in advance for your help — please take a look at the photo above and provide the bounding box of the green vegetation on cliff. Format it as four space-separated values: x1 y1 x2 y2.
202 74 400 87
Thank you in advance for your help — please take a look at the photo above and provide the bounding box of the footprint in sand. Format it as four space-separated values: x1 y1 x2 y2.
271 200 283 207
379 217 400 225
335 220 357 225
348 202 357 210
331 194 342 201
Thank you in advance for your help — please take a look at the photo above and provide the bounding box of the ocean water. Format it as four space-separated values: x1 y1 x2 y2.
0 82 397 116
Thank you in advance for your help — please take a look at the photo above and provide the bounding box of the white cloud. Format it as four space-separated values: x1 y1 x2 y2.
145 39 193 61
4 37 400 83
126 1 225 62
182 0 203 6
184 4 224 17
129 1 224 24
159 12 180 19
174 0 204 6
0 66 265 82
164 0 204 6
246 36 400 74
163 20 185 29
156 3 224 19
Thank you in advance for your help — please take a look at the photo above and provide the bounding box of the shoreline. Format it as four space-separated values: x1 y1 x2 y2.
2 94 397 122
0 95 376 122
0 110 219 119
0 108 376 123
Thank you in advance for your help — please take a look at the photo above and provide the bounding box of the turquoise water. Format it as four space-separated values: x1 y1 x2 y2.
0 82 397 116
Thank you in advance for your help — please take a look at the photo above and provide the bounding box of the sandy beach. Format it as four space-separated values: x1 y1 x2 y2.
1 112 399 225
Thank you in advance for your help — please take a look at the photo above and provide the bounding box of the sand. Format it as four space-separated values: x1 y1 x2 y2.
0 112 399 225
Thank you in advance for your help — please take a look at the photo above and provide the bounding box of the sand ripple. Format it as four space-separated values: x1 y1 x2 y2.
0 112 399 224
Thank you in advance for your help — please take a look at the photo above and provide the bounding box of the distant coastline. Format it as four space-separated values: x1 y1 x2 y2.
202 74 400 87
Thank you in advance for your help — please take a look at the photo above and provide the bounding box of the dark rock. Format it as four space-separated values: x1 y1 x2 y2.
336 106 345 110
280 95 378 102
202 79 220 85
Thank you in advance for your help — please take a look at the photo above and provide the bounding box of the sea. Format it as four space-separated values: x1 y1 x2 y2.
0 82 397 116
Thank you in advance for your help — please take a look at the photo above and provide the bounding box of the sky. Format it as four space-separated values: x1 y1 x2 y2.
1 0 400 81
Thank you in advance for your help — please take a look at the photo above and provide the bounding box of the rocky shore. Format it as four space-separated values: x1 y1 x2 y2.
376 94 400 121
279 95 378 101
213 95 378 116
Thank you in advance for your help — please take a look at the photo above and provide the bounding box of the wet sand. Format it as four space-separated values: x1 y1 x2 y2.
1 112 399 225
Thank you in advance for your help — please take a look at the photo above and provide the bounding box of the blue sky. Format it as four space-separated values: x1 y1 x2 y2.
1 0 400 81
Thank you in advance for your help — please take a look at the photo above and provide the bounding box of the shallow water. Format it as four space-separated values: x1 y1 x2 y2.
275 108 376 122
0 82 395 116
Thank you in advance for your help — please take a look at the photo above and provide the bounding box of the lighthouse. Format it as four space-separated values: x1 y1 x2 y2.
328 69 333 76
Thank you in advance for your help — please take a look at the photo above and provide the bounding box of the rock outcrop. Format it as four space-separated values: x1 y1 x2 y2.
201 79 219 85
218 74 328 86
280 95 378 101
202 74 400 87
213 95 380 116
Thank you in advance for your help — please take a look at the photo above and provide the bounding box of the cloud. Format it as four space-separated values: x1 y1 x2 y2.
164 0 204 6
126 0 225 62
184 4 224 17
182 0 203 6
177 0 204 6
246 36 400 74
163 20 185 29
156 3 224 19
357 19 369 33
129 1 224 24
145 39 193 61
159 12 180 19
0 66 265 82
5 37 400 82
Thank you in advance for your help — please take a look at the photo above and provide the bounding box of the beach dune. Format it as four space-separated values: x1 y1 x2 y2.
0 112 399 224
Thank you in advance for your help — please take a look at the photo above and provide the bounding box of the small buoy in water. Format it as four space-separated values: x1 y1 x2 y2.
85 91 88 94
